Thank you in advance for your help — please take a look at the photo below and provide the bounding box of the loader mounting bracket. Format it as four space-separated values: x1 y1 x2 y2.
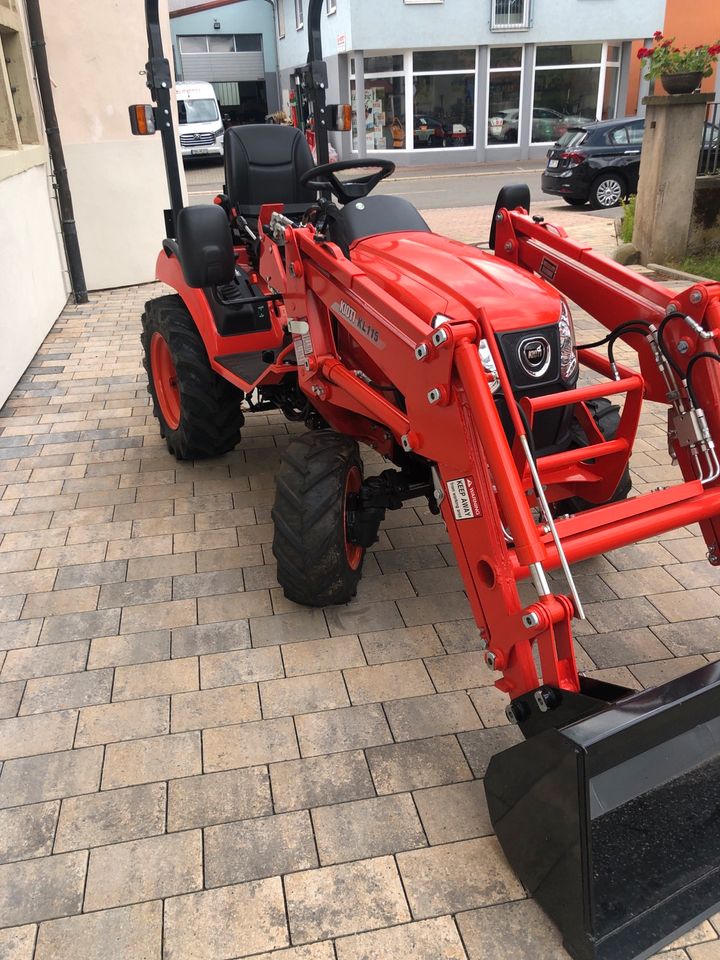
144 56 172 98
507 676 635 739
346 468 434 549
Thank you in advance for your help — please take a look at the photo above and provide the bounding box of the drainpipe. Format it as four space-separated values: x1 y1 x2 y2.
24 0 88 304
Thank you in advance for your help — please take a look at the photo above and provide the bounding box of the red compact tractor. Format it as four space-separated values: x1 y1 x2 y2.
134 2 720 958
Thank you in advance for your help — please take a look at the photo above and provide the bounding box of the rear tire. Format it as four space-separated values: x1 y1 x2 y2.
141 294 244 460
589 173 625 209
556 398 632 514
272 431 365 606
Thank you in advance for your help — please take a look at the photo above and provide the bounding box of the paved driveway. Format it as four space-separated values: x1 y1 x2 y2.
0 209 718 959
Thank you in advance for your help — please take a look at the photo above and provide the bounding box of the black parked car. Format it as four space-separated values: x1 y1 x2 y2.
541 117 645 209
542 116 720 209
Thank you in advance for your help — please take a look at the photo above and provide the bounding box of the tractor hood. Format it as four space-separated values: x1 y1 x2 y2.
350 230 564 333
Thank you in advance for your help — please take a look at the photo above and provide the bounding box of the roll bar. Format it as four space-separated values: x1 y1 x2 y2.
144 0 184 235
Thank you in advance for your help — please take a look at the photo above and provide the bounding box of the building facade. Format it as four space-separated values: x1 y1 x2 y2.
170 0 281 122
275 0 665 164
0 0 178 405
0 0 67 406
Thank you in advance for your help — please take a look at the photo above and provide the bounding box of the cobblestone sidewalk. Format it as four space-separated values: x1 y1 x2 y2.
0 208 719 959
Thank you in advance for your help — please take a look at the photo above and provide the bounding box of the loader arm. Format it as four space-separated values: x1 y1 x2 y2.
260 204 720 708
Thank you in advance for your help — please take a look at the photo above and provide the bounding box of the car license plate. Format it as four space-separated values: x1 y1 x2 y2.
548 158 559 168
191 148 209 155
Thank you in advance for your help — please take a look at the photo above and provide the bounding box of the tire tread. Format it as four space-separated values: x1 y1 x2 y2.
141 294 243 460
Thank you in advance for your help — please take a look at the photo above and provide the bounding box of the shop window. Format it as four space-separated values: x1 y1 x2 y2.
363 55 404 73
532 67 599 141
491 0 530 31
277 0 286 38
531 43 616 144
413 49 475 149
536 44 603 67
351 76 406 151
602 66 619 120
490 46 522 69
351 49 475 151
487 45 522 145
414 50 476 71
413 74 475 148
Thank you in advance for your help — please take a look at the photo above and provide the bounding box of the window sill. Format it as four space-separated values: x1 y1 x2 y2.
0 143 47 183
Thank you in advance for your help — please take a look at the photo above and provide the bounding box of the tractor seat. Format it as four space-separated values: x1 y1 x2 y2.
329 195 431 256
224 124 317 220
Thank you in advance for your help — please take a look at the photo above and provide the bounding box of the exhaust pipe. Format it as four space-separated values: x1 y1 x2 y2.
485 662 720 960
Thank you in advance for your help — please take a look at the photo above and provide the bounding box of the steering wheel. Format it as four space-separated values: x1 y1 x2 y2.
299 159 395 206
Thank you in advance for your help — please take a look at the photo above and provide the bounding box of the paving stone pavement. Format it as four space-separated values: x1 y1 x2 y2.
0 205 718 959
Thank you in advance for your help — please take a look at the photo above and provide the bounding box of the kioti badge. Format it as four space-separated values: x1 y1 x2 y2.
518 336 551 378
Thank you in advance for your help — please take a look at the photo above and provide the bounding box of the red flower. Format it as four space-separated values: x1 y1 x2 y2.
709 44 720 55
653 30 664 40
637 47 653 59
661 40 671 47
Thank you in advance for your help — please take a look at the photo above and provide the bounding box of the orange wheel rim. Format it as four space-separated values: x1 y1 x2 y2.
344 465 363 570
150 333 180 430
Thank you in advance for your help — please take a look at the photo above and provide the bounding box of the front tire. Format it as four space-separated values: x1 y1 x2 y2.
272 431 365 606
141 294 244 460
589 173 625 209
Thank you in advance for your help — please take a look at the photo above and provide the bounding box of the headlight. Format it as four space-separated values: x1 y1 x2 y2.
558 300 577 382
478 338 501 394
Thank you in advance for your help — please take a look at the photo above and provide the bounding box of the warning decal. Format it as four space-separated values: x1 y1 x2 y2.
447 477 482 520
293 330 313 366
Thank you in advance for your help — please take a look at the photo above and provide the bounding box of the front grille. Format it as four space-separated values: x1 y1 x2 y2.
180 132 216 146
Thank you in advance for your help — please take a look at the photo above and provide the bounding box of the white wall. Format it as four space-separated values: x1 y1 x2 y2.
64 139 173 290
0 161 67 407
41 0 185 290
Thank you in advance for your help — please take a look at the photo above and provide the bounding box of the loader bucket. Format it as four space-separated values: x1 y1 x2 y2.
485 662 720 960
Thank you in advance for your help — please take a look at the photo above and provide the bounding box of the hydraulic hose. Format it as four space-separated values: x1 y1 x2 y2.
685 351 720 409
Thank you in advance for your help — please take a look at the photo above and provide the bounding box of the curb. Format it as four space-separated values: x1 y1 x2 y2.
647 262 713 283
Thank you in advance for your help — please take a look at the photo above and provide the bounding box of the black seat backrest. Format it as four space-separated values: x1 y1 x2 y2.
329 195 431 257
224 124 317 219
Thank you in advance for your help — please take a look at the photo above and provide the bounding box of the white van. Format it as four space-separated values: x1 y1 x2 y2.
176 81 225 160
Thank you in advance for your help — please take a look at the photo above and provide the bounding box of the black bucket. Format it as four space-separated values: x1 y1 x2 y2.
485 662 720 960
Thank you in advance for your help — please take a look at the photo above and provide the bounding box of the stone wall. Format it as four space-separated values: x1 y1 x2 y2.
689 177 720 254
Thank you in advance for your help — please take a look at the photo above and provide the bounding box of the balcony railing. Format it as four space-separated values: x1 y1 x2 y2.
491 0 530 30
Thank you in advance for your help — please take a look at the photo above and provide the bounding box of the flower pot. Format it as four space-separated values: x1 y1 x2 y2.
660 71 703 94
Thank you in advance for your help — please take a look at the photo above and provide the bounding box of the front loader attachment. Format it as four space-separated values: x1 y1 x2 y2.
485 662 720 960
